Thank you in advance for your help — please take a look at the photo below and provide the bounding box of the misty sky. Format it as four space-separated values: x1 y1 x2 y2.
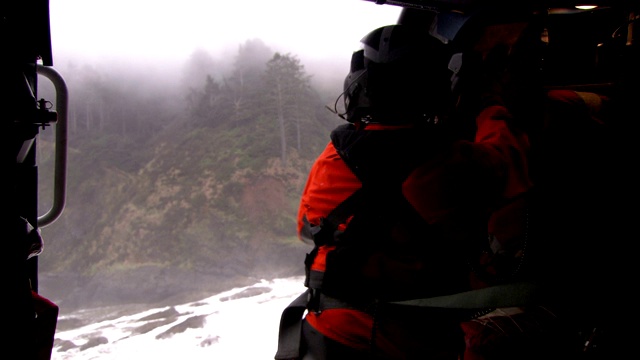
49 0 403 68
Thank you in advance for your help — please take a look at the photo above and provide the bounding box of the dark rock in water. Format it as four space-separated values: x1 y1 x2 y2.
200 335 220 347
137 306 180 322
155 314 207 339
55 339 77 352
80 336 109 350
220 286 271 301
130 317 176 336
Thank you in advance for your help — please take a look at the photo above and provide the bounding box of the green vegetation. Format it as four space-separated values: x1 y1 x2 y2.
36 40 343 308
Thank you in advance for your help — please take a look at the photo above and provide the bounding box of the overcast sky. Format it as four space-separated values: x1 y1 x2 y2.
49 0 403 69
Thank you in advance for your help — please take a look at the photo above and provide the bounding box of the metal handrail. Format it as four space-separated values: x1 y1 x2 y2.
36 65 68 228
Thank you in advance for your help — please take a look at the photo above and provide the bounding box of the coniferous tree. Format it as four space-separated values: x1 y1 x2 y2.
183 49 220 128
181 49 217 94
223 39 273 124
263 52 311 164
188 75 224 127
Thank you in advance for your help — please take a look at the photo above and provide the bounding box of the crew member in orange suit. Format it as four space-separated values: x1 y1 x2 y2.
276 23 571 360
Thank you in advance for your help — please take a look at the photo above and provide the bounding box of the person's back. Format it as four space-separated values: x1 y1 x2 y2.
276 23 557 360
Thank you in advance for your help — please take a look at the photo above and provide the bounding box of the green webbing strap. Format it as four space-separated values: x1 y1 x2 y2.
391 282 540 309
274 283 539 359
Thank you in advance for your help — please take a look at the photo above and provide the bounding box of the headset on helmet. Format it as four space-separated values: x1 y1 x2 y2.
342 49 369 122
333 24 454 124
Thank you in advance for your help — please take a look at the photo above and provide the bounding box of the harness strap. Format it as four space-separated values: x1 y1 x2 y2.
301 187 366 248
274 282 540 359
275 289 311 360
391 282 540 309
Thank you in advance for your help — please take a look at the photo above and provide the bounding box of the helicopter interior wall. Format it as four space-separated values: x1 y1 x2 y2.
397 5 638 91
543 7 634 88
366 0 638 12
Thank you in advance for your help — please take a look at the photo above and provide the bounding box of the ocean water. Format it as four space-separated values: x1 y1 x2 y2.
51 276 307 360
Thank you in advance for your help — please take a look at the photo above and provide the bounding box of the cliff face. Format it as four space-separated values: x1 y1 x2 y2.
35 104 341 312
37 125 319 310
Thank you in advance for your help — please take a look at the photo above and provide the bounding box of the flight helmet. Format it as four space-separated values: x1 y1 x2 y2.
342 24 454 124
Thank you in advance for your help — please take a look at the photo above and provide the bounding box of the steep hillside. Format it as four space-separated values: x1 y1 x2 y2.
35 48 344 311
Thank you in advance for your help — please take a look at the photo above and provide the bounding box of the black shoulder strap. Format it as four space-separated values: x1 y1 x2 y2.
302 187 365 247
274 289 310 360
